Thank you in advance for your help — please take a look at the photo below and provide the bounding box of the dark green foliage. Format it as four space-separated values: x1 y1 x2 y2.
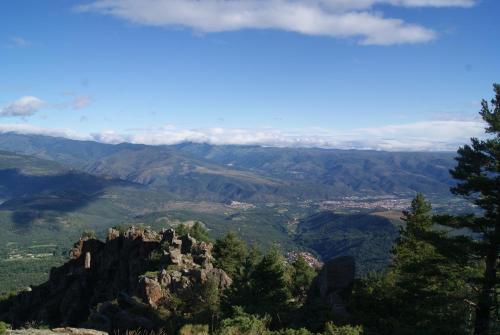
179 324 209 335
290 256 317 303
390 195 472 334
201 278 221 314
219 238 332 331
350 194 473 335
443 84 500 335
323 322 362 335
176 222 211 243
193 278 221 332
217 306 270 335
223 243 262 313
175 224 190 236
271 328 314 335
213 232 249 279
189 222 211 243
0 321 9 335
215 307 362 335
243 246 292 327
296 212 399 274
0 256 66 295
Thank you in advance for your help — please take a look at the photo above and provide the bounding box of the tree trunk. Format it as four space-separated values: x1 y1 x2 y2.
473 225 499 335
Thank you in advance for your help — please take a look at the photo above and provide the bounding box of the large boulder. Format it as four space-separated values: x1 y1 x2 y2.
136 276 165 308
201 268 233 290
317 256 355 316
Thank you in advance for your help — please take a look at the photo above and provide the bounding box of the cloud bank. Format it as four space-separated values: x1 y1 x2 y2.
0 118 485 151
0 95 93 118
77 0 475 45
0 96 46 117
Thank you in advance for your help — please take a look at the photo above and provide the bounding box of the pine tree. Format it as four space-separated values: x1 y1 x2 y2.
390 194 471 334
213 232 249 279
200 278 221 333
444 84 500 334
247 246 292 327
350 194 472 334
190 222 211 243
290 256 317 304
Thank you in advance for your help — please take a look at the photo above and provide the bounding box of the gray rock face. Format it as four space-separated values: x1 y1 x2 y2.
168 246 182 265
136 277 165 308
106 228 120 242
161 229 177 244
317 256 355 316
0 227 231 333
180 234 196 254
201 268 233 290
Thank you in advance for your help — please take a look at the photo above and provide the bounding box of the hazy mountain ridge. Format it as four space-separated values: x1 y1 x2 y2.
84 146 286 202
0 133 457 201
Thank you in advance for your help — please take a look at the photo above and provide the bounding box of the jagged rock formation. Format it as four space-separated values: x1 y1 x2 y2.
308 256 355 317
0 227 231 332
319 256 355 316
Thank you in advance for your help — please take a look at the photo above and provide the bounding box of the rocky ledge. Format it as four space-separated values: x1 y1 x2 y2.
0 227 231 332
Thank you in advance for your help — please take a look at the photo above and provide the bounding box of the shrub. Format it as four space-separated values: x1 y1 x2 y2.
324 323 363 335
217 307 270 335
270 328 314 335
81 230 97 239
179 324 209 335
112 224 128 235
0 321 10 335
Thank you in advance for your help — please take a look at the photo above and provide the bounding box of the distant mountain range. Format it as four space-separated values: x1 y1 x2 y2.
0 132 462 292
0 133 457 202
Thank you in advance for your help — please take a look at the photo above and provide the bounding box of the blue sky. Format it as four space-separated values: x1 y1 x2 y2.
0 0 498 150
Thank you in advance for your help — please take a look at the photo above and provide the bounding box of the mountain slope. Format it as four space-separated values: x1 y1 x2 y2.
171 142 457 196
296 211 400 274
0 150 183 293
0 133 120 168
0 133 457 200
85 146 286 202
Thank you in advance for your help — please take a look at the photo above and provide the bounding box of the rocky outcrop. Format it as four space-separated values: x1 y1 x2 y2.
0 227 231 333
309 256 355 317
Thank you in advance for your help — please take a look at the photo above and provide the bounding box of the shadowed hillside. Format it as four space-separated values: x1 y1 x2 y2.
296 211 400 274
0 134 457 201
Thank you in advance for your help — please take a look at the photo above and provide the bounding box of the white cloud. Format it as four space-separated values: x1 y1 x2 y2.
0 94 92 118
72 95 93 110
380 0 474 7
0 119 485 151
8 36 32 48
0 96 46 117
76 0 475 45
0 124 93 141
